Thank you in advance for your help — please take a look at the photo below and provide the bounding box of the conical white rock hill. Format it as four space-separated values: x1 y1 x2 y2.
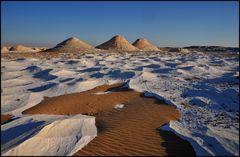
132 38 160 51
47 37 97 52
96 35 138 51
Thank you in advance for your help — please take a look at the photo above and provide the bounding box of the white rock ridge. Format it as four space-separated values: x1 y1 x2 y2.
2 114 97 156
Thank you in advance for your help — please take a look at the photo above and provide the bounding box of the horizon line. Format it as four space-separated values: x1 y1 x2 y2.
1 35 239 48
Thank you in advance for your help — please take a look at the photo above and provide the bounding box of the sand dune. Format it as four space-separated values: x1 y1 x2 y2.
23 83 195 156
45 37 99 53
96 35 139 51
132 38 160 51
23 83 132 115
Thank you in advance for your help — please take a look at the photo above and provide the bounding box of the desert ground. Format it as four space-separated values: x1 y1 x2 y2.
1 36 239 156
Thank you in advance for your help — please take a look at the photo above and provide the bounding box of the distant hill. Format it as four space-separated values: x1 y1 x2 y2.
46 37 98 53
132 38 160 51
183 46 239 52
96 35 138 51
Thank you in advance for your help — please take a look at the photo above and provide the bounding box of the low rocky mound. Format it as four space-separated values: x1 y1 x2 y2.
159 47 171 52
9 45 35 52
132 38 160 51
32 47 47 52
1 46 9 53
168 48 190 53
184 46 239 52
46 37 97 53
96 35 139 51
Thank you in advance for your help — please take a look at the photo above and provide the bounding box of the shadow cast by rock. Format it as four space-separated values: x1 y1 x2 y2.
1 121 46 153
33 69 57 81
158 129 196 156
28 82 57 92
107 70 135 80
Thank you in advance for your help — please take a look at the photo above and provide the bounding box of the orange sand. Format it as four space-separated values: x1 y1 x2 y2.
23 83 196 156
1 114 12 125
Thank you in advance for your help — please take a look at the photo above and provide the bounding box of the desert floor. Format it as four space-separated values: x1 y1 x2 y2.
1 51 239 156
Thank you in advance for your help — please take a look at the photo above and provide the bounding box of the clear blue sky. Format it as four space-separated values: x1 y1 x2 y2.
1 1 239 47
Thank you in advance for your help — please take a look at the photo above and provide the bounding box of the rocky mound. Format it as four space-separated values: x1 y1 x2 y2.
46 37 97 53
1 46 9 53
9 45 34 52
132 38 160 51
96 35 138 51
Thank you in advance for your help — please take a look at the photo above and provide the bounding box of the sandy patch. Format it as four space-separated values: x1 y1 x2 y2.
23 83 195 156
1 114 13 125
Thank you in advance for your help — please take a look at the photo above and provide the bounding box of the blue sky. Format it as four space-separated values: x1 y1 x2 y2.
1 1 239 47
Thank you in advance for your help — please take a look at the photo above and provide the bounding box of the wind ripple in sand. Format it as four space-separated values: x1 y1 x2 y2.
22 83 196 156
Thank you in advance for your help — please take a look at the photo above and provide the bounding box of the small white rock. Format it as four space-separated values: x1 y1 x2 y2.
114 104 125 109
93 91 110 95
